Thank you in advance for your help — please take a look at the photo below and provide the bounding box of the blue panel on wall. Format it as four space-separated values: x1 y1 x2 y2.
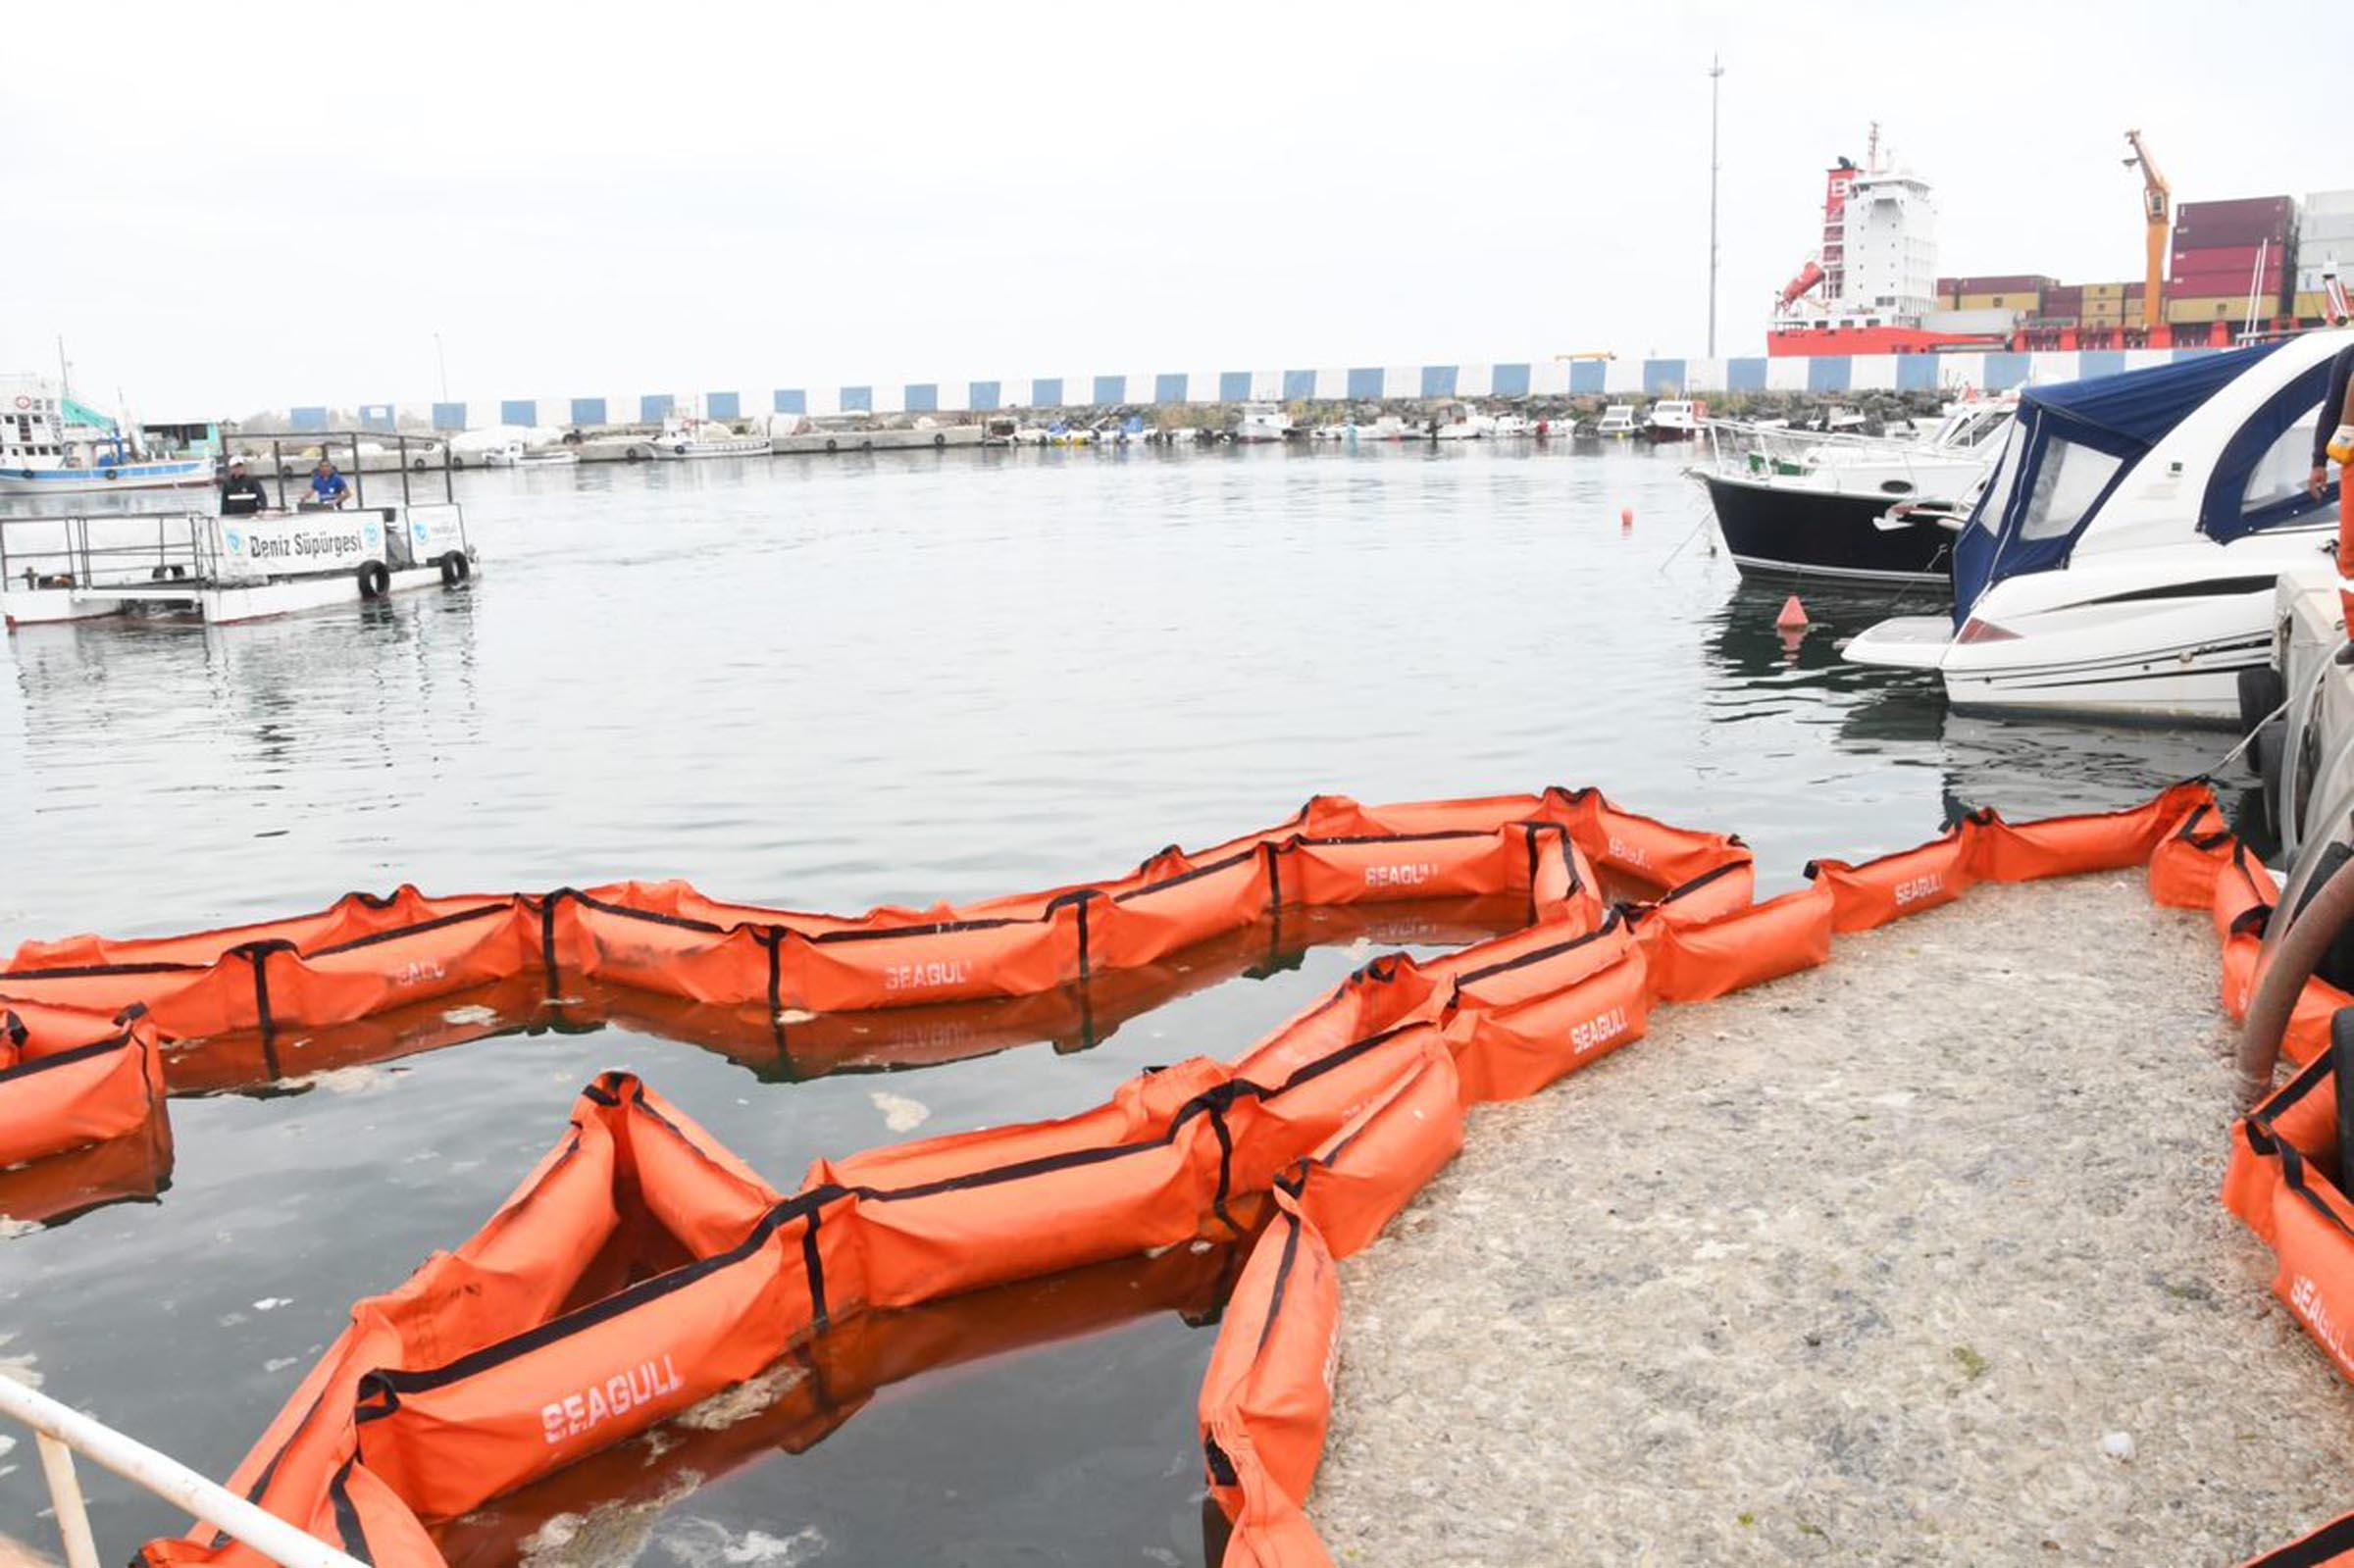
840 386 872 414
2074 351 2126 381
640 393 674 423
431 402 466 431
572 397 607 426
707 391 742 421
500 399 536 428
1154 372 1187 404
903 384 938 413
773 389 807 415
1032 378 1063 407
1643 359 1687 394
1807 357 1852 393
968 381 1000 412
1980 352 2031 391
1420 365 1458 399
1282 369 1316 401
359 404 394 431
1219 371 1252 402
1346 367 1383 400
290 406 329 432
1495 363 1535 397
1093 375 1125 405
1727 358 1769 392
1894 356 1940 392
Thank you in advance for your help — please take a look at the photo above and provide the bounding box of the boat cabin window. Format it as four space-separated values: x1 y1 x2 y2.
2235 410 2325 520
1973 424 2028 533
2019 438 2124 542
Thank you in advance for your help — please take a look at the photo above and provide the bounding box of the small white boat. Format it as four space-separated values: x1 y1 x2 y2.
1642 399 1706 443
1348 416 1409 442
1428 402 1497 441
649 416 768 460
1233 403 1287 444
1594 404 1642 439
1488 413 1535 438
484 439 579 469
1 383 213 495
1844 331 2349 724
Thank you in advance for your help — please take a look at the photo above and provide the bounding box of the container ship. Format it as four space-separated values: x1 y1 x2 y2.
1768 128 2350 357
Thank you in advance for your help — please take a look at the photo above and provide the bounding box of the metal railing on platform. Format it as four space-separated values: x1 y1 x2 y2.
0 1373 362 1568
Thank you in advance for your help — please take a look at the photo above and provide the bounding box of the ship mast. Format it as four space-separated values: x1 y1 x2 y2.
1706 53 1724 358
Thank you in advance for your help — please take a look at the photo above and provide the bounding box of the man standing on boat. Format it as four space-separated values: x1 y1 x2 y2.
308 456 351 510
218 457 268 517
2318 330 2354 661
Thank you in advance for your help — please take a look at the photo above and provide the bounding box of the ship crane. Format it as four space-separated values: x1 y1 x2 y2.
2123 129 2170 335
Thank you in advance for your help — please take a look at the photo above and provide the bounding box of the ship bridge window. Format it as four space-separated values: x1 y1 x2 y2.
2020 438 2125 542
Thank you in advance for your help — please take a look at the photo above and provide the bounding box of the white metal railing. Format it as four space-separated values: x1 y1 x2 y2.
0 1373 364 1568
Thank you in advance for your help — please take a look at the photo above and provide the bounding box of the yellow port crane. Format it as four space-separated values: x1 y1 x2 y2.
2123 129 2171 334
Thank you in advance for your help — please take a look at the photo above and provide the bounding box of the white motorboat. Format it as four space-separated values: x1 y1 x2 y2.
1489 413 1535 438
1 382 212 495
1427 402 1496 441
1694 397 2017 586
1642 399 1706 443
650 416 768 460
1594 403 1641 439
1233 402 1287 444
484 439 580 469
1843 330 2350 724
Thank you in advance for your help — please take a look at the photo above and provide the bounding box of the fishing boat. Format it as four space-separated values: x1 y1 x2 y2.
1 383 212 495
649 416 768 460
1594 404 1641 439
1427 402 1496 441
1842 332 2348 724
484 440 579 469
1642 399 1706 443
1694 396 2017 586
1233 402 1287 444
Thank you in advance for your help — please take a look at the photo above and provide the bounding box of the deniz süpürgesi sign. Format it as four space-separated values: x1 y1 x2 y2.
211 514 385 581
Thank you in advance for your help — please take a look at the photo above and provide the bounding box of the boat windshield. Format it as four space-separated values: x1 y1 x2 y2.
2017 439 2126 542
1970 424 2028 535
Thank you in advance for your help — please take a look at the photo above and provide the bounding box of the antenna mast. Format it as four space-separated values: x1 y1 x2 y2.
1707 53 1725 358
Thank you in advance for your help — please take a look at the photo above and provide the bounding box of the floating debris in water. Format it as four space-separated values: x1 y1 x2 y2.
0 1218 40 1243
676 1362 807 1433
287 1065 393 1095
441 1004 500 1026
870 1090 931 1134
253 1297 289 1312
651 1520 825 1568
519 1470 704 1568
0 1334 40 1390
775 1008 816 1026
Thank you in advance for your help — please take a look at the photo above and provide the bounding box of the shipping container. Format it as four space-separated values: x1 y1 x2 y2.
1920 308 2021 334
2081 281 2129 299
2042 285 2084 314
2305 188 2354 221
2299 217 2354 247
1942 274 2057 294
2177 195 2297 227
2294 292 2338 320
2171 242 2274 272
1958 291 2042 312
2165 295 2277 326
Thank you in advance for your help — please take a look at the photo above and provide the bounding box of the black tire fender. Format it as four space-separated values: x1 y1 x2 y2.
356 560 390 599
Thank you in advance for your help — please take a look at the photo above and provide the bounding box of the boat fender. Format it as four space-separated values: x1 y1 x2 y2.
2254 724 2288 827
357 560 390 599
17 469 31 481
102 467 120 481
860 438 874 452
438 552 470 586
933 432 947 448
825 437 838 453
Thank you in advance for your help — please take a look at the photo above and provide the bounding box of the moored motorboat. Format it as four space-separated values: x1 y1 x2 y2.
484 439 579 469
1232 402 1286 444
649 416 768 459
1594 403 1642 439
1642 399 1706 443
1694 397 2017 587
1843 332 2349 724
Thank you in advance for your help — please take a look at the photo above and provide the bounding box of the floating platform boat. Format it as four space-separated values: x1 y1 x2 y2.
0 431 479 629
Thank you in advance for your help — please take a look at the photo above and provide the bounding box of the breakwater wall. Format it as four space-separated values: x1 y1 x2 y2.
305 347 2224 432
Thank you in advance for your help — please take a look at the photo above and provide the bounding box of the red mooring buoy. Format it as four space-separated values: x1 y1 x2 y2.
1619 506 1633 529
1775 594 1810 632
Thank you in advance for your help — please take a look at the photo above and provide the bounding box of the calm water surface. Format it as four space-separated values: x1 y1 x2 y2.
0 443 2242 1564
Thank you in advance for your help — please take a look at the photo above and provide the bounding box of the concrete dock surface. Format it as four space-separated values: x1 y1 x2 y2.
1312 875 2352 1565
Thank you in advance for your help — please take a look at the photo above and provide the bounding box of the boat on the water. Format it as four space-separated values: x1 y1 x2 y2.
1842 332 2348 724
1694 396 2017 586
1642 399 1706 443
649 416 768 460
484 439 579 469
1233 402 1287 444
1 382 213 495
1594 403 1641 439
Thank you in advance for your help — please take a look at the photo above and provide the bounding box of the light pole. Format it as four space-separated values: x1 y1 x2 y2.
434 332 449 402
1707 53 1724 359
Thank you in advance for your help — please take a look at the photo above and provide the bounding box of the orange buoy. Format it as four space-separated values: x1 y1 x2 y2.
1619 506 1633 529
1775 594 1810 632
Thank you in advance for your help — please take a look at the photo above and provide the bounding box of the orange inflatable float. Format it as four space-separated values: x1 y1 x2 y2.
106 782 2322 1568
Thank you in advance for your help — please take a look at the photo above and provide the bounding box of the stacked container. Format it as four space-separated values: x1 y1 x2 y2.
1944 274 2053 314
2171 195 2296 324
2296 189 2354 321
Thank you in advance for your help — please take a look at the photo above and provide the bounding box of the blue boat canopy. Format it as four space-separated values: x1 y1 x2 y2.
1949 340 2340 624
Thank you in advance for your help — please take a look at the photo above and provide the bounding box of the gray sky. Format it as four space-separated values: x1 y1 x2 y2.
7 0 2338 417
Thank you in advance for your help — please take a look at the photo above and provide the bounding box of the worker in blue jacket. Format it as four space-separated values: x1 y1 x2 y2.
308 456 351 509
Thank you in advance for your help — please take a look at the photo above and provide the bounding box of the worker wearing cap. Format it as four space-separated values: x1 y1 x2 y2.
219 457 268 517
308 456 351 510
2318 329 2354 661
